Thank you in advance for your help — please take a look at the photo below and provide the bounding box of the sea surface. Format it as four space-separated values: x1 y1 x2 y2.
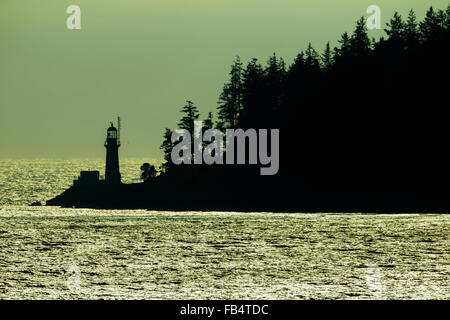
0 159 449 299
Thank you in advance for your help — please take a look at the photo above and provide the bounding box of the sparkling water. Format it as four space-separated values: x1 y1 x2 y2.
0 159 449 299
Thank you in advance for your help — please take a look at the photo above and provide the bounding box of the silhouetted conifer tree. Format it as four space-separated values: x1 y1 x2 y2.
204 112 213 130
333 32 351 66
239 58 266 127
178 100 200 134
445 6 450 30
265 53 286 118
350 17 371 57
385 12 405 44
404 10 420 49
160 101 200 172
289 52 306 76
304 43 321 71
321 42 333 71
217 57 243 129
160 128 174 172
420 7 440 42
282 52 306 111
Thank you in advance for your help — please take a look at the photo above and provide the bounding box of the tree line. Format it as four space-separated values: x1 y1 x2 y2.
146 6 449 195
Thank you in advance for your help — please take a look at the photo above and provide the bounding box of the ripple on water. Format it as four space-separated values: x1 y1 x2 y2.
0 207 448 299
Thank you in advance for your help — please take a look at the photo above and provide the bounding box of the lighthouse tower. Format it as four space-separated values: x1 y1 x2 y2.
104 121 121 184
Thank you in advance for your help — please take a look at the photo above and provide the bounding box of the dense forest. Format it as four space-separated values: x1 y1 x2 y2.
152 6 449 202
49 6 450 211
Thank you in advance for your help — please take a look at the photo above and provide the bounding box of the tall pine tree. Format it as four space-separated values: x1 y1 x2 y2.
321 42 333 71
240 58 266 128
265 53 286 114
404 10 420 50
350 17 371 57
178 100 200 135
385 12 405 44
160 128 174 173
217 57 243 129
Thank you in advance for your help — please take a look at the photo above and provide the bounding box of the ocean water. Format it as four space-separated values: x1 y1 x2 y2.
0 159 449 299
0 158 154 206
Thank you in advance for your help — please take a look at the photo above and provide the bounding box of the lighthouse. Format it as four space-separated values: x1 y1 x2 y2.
104 120 121 184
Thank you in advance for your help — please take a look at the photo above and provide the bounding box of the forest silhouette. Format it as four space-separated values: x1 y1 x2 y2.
48 6 450 212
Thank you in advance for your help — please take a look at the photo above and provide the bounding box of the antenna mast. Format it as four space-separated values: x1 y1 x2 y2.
117 115 121 146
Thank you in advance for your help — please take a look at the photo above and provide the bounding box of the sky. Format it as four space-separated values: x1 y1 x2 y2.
0 0 448 159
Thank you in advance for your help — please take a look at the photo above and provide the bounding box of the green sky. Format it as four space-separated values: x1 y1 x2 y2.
1 0 448 159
